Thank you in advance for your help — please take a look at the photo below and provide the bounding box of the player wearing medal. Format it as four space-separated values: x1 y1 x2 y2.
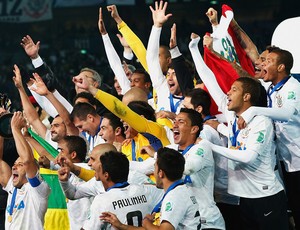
0 112 50 230
189 35 288 229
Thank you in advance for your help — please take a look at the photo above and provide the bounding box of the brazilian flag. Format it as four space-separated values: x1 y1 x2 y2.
29 128 70 230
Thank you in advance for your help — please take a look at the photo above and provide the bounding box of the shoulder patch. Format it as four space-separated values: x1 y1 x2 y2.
256 131 265 143
195 148 204 156
165 202 173 212
288 91 296 100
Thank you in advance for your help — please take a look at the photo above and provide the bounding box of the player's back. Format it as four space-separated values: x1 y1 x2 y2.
83 184 163 230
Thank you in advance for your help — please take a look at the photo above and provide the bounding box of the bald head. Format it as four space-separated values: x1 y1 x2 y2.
122 87 148 105
92 143 117 156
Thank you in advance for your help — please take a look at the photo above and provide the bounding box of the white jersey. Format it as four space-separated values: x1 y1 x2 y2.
269 77 300 172
219 95 284 198
200 124 239 205
168 142 225 229
3 175 50 230
160 185 201 230
60 170 154 201
146 26 183 114
68 163 93 230
83 184 163 230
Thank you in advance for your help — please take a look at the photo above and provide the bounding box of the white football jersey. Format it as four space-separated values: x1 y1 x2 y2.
3 175 50 230
168 142 225 229
83 184 163 230
160 185 201 230
269 77 300 172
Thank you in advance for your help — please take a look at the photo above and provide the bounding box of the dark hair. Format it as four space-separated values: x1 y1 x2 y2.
269 49 294 75
100 151 129 183
62 135 87 162
156 147 185 181
236 77 267 107
70 102 98 121
185 88 211 116
73 92 98 106
128 101 156 122
159 45 171 59
102 113 125 138
265 45 281 53
179 108 203 137
133 69 151 84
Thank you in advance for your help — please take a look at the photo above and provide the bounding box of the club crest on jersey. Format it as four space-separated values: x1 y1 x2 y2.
288 91 296 100
256 131 265 143
241 128 250 138
165 202 173 212
276 95 283 107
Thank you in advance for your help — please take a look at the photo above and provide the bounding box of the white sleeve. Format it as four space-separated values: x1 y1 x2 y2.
31 55 44 68
102 34 131 95
129 157 155 175
241 105 295 124
169 46 181 59
188 37 227 114
29 88 58 118
184 142 212 175
123 50 134 60
146 26 166 89
60 179 100 200
217 123 229 137
52 90 73 113
29 89 73 118
211 143 258 163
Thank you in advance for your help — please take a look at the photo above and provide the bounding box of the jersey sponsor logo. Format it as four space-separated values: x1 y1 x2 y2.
112 195 147 210
256 131 265 143
287 91 296 100
195 148 204 157
165 202 173 212
184 175 192 184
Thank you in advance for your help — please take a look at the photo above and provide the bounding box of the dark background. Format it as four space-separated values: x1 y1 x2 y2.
0 0 299 110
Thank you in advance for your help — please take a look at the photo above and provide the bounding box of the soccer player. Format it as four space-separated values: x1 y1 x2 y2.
0 112 50 229
189 33 288 229
76 151 163 229
239 48 300 229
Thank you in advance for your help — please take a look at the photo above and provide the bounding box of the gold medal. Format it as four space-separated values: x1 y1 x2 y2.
7 215 12 223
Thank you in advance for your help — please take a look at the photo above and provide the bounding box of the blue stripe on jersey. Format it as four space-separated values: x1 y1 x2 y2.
28 175 42 187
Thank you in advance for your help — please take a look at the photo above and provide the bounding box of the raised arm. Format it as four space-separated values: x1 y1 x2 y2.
99 7 131 95
107 5 149 72
0 118 12 187
12 64 47 138
11 112 38 178
169 23 194 94
230 18 259 64
72 75 169 146
146 1 172 89
188 34 227 113
29 73 78 136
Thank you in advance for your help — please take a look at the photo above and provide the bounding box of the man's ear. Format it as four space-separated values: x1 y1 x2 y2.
195 105 203 114
243 93 251 102
87 114 94 122
158 169 164 179
277 63 285 73
70 151 77 160
191 125 199 135
145 82 151 90
115 127 121 136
